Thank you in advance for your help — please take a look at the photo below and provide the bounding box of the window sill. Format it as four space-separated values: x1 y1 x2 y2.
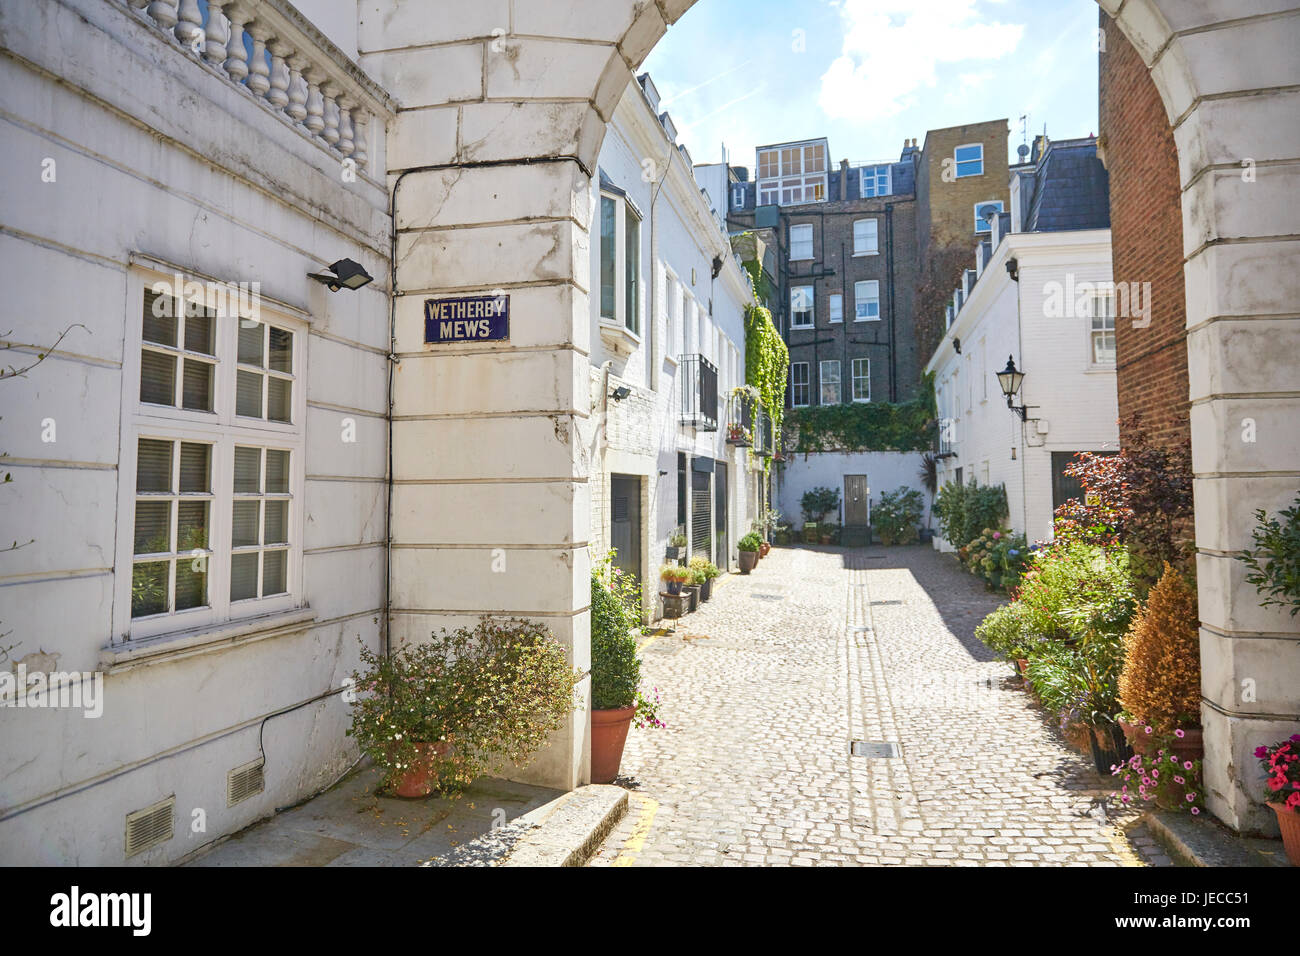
100 607 317 674
599 320 641 356
853 317 881 323
790 324 815 332
851 251 879 258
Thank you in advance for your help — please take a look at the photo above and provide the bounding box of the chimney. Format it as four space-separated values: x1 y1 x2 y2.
839 158 849 200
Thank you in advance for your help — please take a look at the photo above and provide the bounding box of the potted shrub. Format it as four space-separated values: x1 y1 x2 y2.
1255 734 1300 864
802 521 818 544
689 555 720 601
659 563 686 595
1117 564 1202 758
738 532 761 573
873 487 924 546
347 619 580 797
665 528 687 561
591 565 664 784
1112 730 1205 813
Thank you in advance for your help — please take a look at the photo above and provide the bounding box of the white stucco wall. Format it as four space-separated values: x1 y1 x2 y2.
0 0 390 864
928 228 1118 545
776 452 930 531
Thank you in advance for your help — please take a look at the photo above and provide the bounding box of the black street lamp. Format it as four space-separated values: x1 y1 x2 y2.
996 355 1030 421
308 258 374 292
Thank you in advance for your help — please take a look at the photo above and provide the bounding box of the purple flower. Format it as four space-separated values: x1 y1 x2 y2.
1255 745 1270 759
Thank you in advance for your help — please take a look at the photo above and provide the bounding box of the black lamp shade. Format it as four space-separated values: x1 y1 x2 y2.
329 258 373 290
996 355 1025 399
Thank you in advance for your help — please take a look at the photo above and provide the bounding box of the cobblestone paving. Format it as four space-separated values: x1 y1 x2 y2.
589 545 1172 867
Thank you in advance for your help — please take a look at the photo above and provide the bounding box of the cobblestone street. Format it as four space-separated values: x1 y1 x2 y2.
589 545 1171 867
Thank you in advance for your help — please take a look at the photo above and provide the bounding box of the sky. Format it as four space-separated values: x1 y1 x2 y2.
641 0 1102 171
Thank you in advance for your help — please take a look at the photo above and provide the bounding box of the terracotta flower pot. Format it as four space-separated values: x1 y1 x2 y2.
590 705 636 785
1170 727 1204 763
760 541 771 557
392 740 453 798
1118 717 1154 756
738 550 757 573
1267 802 1300 866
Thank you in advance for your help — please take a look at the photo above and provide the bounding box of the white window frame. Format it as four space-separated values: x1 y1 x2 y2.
829 293 843 324
113 266 307 643
853 280 880 322
1089 290 1117 366
789 223 814 261
756 140 828 206
598 190 643 338
974 200 1005 234
790 361 810 407
852 357 871 402
852 218 879 256
819 360 841 405
860 164 891 198
791 286 815 328
954 143 984 178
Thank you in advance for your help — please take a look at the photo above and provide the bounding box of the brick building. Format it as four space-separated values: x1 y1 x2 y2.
1098 12 1190 450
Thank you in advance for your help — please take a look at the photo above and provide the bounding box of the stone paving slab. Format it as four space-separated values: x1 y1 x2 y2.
592 544 1167 867
1144 810 1291 867
187 766 562 867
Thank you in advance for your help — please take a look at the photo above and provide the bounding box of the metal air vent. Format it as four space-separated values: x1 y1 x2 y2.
125 796 175 858
227 758 265 807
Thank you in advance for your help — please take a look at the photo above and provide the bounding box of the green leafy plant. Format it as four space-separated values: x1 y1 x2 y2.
933 480 1008 548
591 563 664 730
689 554 720 580
744 304 788 469
1237 494 1300 616
784 374 936 454
668 528 688 548
873 486 924 546
975 600 1035 662
738 532 762 553
801 486 840 524
346 619 580 795
961 528 1028 590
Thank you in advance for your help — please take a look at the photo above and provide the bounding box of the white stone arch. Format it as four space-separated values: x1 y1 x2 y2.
368 0 1300 827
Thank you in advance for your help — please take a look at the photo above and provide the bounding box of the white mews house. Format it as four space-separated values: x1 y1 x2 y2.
586 74 757 617
926 137 1118 546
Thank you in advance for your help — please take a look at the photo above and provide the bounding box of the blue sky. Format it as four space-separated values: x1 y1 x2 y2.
641 0 1101 171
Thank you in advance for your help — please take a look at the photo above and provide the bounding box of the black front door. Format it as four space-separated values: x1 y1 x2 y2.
610 474 641 585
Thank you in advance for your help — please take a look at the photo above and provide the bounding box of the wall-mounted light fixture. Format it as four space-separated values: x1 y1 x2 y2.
953 337 962 354
1005 258 1019 282
308 258 373 292
711 255 723 279
610 386 632 402
996 355 1031 421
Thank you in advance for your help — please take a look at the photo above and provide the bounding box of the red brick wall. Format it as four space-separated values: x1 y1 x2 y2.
1099 13 1190 450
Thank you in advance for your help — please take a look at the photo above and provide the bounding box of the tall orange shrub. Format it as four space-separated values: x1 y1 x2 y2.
1118 564 1201 731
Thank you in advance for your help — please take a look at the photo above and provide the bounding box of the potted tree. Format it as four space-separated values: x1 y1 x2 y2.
1255 734 1300 865
347 619 580 798
591 564 664 784
738 532 761 573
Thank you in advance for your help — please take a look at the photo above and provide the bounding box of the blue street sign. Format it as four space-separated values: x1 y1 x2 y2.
424 294 510 343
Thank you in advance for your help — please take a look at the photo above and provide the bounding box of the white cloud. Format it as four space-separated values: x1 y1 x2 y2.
818 0 1025 121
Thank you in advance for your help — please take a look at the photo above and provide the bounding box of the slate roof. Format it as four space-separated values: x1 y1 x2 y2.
1021 137 1110 232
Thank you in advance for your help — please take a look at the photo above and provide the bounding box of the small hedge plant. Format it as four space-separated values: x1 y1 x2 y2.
873 487 924 546
1118 564 1201 732
933 480 1008 549
738 532 762 552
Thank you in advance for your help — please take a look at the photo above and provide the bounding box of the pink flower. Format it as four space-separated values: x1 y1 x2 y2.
1144 726 1153 735
1184 761 1193 770
1191 807 1200 815
1174 729 1185 739
1186 793 1195 802
1174 776 1184 785
1288 792 1300 810
1256 745 1271 759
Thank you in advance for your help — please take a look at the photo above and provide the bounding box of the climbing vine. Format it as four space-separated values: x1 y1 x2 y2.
744 303 788 442
785 373 937 454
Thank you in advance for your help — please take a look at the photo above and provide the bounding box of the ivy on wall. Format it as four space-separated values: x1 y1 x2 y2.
744 303 788 442
784 373 937 454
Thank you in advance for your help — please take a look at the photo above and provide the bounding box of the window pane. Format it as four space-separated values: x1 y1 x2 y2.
238 321 264 366
262 549 287 596
624 210 639 333
181 358 213 411
177 499 208 552
231 552 259 601
131 561 169 617
234 447 261 494
140 350 176 405
174 559 207 611
142 291 177 347
137 439 173 493
264 499 288 545
134 500 171 555
178 442 210 493
185 308 216 355
232 500 260 547
236 369 263 418
268 377 291 423
265 449 290 493
600 196 616 319
268 327 293 373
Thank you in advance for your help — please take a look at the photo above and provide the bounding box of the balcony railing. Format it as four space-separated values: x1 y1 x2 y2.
679 354 718 431
117 0 390 174
756 408 774 458
725 388 755 445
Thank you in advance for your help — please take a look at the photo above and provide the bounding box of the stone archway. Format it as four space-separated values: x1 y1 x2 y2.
363 0 1300 829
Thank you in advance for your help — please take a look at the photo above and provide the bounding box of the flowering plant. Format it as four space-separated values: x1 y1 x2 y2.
1111 730 1204 814
1255 734 1300 811
346 619 581 795
634 684 666 730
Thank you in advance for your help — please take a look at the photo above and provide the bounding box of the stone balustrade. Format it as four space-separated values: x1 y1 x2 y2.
121 0 384 172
